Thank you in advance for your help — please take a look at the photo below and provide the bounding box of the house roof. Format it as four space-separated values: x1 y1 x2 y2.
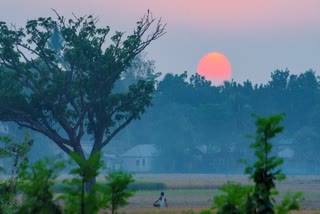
121 144 158 157
81 142 116 158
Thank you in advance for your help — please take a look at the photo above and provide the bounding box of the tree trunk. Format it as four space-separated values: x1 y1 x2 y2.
81 178 85 214
85 177 96 192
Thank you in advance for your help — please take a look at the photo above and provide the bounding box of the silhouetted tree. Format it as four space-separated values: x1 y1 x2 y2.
0 11 165 189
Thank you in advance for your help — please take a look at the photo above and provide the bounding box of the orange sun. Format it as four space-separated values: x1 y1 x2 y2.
197 52 232 85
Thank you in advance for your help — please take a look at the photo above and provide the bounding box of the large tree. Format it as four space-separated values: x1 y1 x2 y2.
0 11 165 182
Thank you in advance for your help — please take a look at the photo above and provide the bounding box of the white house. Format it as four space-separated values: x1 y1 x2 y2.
81 142 120 171
120 144 158 172
277 138 294 159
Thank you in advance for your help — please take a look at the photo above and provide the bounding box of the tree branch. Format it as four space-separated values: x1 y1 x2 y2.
101 116 134 149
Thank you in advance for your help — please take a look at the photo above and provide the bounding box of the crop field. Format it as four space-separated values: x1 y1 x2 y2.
112 174 320 214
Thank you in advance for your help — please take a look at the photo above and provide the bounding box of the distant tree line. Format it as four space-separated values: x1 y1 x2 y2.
0 11 318 175
117 69 320 174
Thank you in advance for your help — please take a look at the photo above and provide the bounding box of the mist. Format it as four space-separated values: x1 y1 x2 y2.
111 69 320 175
1 68 319 176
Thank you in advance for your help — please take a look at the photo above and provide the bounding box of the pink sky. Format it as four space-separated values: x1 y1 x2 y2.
1 0 320 84
4 1 318 33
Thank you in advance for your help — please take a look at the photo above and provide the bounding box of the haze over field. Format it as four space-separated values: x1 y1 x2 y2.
0 1 319 176
1 1 320 213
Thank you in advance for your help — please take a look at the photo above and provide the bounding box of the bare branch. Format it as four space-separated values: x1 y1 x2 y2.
101 116 134 149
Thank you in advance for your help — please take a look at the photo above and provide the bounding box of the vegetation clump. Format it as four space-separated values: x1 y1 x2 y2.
0 132 33 213
211 114 302 214
17 157 64 214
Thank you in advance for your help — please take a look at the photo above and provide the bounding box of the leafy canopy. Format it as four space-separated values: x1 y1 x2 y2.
0 11 165 160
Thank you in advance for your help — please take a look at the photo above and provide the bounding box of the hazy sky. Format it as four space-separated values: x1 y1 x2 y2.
1 0 320 84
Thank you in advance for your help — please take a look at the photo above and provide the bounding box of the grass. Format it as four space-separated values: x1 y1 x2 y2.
56 173 320 213
118 174 320 213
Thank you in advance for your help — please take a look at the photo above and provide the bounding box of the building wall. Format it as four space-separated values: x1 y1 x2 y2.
121 156 154 172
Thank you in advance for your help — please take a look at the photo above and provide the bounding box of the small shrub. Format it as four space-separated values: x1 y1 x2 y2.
101 170 135 214
275 192 303 214
212 181 253 214
0 132 33 213
0 178 18 214
16 157 64 214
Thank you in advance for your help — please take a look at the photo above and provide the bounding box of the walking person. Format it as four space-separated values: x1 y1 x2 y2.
153 191 168 208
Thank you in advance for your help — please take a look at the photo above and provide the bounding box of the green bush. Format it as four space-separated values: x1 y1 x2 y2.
16 157 64 214
100 170 135 214
0 132 33 213
0 178 18 214
212 114 302 214
275 192 303 214
213 181 253 214
128 181 166 190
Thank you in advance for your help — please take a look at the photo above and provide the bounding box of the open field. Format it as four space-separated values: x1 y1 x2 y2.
114 174 320 214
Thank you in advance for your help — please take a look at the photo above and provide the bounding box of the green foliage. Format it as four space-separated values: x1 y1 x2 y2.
0 132 33 213
58 153 134 214
58 152 103 214
68 152 103 184
0 11 165 192
16 157 64 214
275 192 303 214
0 147 134 214
128 181 166 190
212 181 253 214
0 179 18 214
101 170 135 214
200 210 212 214
0 131 33 176
245 113 286 213
212 114 302 214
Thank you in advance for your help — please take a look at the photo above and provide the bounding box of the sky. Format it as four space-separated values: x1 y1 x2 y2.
1 0 320 84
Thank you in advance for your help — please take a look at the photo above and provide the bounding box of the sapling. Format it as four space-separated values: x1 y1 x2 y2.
212 113 302 214
58 152 103 214
17 157 64 214
102 170 135 214
245 114 286 213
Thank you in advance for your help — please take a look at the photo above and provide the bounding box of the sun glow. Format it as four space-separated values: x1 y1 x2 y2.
197 52 231 85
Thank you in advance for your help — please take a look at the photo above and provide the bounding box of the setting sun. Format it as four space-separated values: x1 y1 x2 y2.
197 52 232 85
